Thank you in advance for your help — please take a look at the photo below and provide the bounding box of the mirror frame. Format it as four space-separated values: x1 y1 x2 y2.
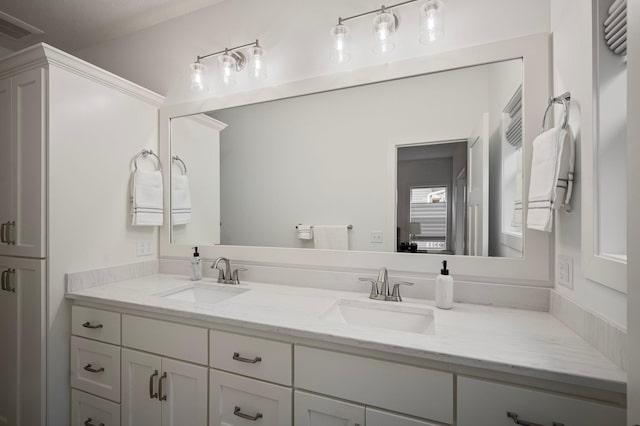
159 33 551 284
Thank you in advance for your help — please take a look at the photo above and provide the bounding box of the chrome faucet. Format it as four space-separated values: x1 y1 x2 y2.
359 267 413 302
211 257 245 284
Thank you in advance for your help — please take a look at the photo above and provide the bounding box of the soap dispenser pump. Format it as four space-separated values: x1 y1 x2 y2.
435 260 453 309
190 246 202 281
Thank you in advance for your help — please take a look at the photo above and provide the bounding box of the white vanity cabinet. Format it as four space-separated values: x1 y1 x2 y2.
457 376 625 426
294 391 365 426
122 349 208 426
0 257 45 426
0 68 46 259
121 315 208 426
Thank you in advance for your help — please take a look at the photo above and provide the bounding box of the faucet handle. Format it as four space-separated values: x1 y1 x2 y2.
390 281 414 302
232 268 247 284
359 278 379 299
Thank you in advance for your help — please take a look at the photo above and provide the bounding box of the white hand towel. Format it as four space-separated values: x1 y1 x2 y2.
313 225 349 250
527 127 574 232
511 151 523 227
297 224 313 240
172 175 192 225
131 170 164 226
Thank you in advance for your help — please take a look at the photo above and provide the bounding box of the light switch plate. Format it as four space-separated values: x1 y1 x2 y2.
557 255 573 289
371 231 384 243
136 239 153 256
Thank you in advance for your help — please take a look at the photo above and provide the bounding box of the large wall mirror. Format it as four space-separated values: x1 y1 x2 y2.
160 34 551 283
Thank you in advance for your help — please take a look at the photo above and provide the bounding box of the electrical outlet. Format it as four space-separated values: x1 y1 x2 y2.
136 239 153 257
557 255 573 289
371 231 384 243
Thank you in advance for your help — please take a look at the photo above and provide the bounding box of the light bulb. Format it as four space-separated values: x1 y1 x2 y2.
248 45 267 81
218 52 237 87
372 10 397 54
331 23 351 63
420 0 444 44
189 61 206 92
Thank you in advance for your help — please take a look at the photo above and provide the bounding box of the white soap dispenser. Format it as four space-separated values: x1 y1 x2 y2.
190 246 202 281
435 260 453 309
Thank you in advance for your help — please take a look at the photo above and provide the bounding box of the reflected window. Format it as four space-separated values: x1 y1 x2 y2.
409 187 447 251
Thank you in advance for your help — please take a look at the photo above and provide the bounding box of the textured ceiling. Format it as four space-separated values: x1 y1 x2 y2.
0 0 226 53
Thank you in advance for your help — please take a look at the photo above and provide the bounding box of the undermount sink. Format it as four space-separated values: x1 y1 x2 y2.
321 299 435 334
156 284 249 305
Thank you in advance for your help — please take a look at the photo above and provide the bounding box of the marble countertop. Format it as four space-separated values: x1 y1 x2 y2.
66 274 626 393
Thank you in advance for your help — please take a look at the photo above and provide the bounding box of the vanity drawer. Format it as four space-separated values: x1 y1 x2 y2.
457 376 625 426
210 330 292 385
71 389 120 426
72 305 121 345
122 314 207 365
210 369 292 426
71 336 121 402
294 346 453 424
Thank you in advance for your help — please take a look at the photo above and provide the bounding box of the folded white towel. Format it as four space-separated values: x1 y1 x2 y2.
172 175 192 225
313 225 349 250
527 127 574 232
297 224 313 240
131 170 164 226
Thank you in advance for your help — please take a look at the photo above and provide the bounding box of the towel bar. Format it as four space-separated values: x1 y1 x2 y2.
296 224 353 230
133 149 162 172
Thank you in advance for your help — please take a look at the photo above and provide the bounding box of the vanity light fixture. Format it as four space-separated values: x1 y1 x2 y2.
189 39 266 92
332 0 445 62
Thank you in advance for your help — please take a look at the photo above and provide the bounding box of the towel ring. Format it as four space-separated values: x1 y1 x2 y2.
172 155 188 175
133 149 162 172
541 92 571 132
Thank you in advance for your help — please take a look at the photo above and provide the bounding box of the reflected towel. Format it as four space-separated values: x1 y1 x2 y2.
511 151 523 227
313 225 349 250
131 170 164 226
172 175 192 225
527 127 574 232
297 224 313 240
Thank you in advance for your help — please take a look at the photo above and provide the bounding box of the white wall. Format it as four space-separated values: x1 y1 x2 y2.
211 65 489 251
550 0 627 327
74 0 549 105
48 65 160 426
171 114 222 246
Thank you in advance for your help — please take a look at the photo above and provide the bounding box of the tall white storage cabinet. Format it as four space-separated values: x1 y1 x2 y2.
0 44 163 425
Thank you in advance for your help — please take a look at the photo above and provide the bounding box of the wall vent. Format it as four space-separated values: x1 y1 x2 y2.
0 11 43 40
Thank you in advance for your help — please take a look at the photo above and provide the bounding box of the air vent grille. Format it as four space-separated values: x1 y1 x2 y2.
0 12 43 40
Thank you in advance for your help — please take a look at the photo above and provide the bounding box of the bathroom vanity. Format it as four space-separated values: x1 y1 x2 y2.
66 275 626 426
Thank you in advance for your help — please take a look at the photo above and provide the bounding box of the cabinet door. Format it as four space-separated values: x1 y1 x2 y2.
210 369 292 426
161 358 207 426
0 78 12 248
0 68 46 258
121 349 162 426
0 258 45 426
294 391 364 426
366 408 439 426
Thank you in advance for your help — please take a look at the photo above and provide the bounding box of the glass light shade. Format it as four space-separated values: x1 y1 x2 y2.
218 53 237 87
372 10 397 54
420 0 445 44
331 23 351 64
248 46 267 81
189 61 206 92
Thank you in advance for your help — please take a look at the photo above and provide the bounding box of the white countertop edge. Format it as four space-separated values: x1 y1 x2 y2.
65 284 626 395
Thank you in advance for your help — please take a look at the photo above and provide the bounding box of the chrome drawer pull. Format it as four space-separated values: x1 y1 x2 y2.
159 372 168 401
0 222 7 243
232 352 262 364
83 364 105 373
6 221 15 245
149 370 158 399
84 418 104 426
82 321 104 329
1 269 7 291
507 412 564 426
234 406 263 421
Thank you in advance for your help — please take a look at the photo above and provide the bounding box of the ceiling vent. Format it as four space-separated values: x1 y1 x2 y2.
0 11 43 40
